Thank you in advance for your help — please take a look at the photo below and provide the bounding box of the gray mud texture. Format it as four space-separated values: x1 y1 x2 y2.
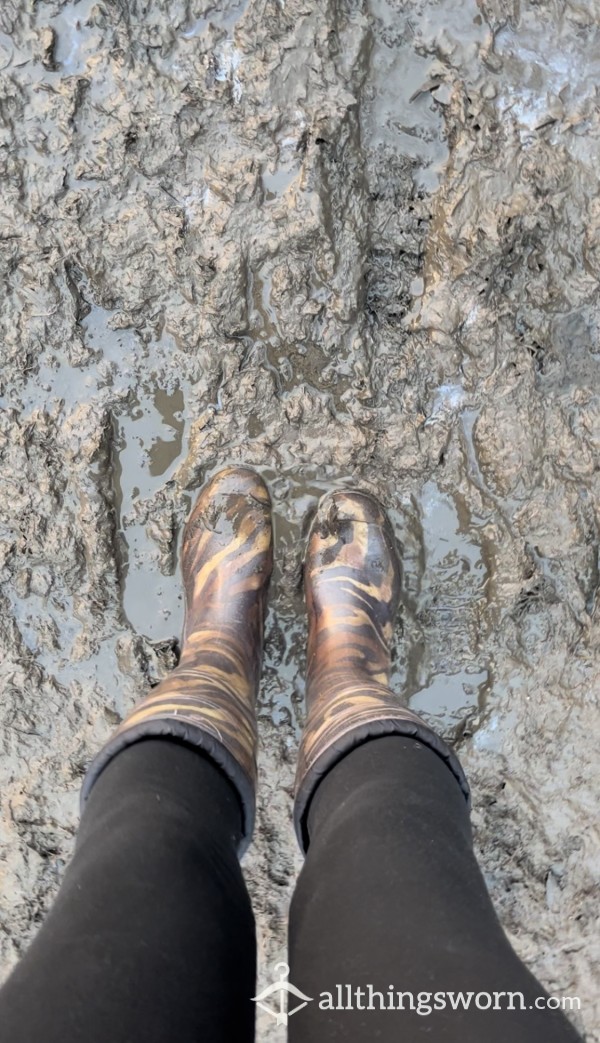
0 0 599 1037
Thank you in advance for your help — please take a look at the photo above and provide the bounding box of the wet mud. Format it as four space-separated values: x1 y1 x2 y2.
0 0 599 1037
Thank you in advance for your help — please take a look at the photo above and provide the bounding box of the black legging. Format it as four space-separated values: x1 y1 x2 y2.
0 737 582 1042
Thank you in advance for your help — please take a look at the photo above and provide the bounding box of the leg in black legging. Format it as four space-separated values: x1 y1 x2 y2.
0 739 256 1043
288 736 582 1042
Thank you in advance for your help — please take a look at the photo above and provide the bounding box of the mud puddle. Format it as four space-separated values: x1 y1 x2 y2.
0 0 598 1037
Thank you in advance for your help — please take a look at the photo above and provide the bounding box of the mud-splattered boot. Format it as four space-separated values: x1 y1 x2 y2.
294 489 470 851
82 466 273 854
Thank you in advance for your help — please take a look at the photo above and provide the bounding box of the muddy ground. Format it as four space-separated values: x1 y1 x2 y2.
0 0 598 1037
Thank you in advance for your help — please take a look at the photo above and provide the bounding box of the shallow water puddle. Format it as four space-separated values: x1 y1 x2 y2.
180 0 249 39
50 0 99 75
364 0 486 189
18 299 140 412
494 9 600 140
401 480 491 732
410 667 488 732
262 162 301 201
419 478 484 581
113 386 187 639
16 292 191 645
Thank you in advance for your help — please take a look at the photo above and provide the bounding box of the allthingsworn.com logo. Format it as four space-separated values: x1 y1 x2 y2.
252 966 581 1025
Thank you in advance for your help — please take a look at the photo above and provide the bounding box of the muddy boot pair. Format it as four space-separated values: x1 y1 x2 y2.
82 468 469 853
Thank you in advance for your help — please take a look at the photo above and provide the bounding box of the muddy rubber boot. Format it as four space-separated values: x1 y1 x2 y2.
82 466 273 855
294 489 470 851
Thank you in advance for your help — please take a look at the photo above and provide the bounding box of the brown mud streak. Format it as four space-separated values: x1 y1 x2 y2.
0 0 597 1036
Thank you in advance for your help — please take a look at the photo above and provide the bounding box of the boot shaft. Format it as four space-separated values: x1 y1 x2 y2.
295 489 470 853
83 467 274 856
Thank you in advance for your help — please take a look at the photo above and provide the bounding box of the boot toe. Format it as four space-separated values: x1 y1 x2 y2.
183 465 273 571
317 489 388 528
198 466 271 507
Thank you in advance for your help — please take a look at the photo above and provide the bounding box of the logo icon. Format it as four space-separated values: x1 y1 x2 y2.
252 962 313 1025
